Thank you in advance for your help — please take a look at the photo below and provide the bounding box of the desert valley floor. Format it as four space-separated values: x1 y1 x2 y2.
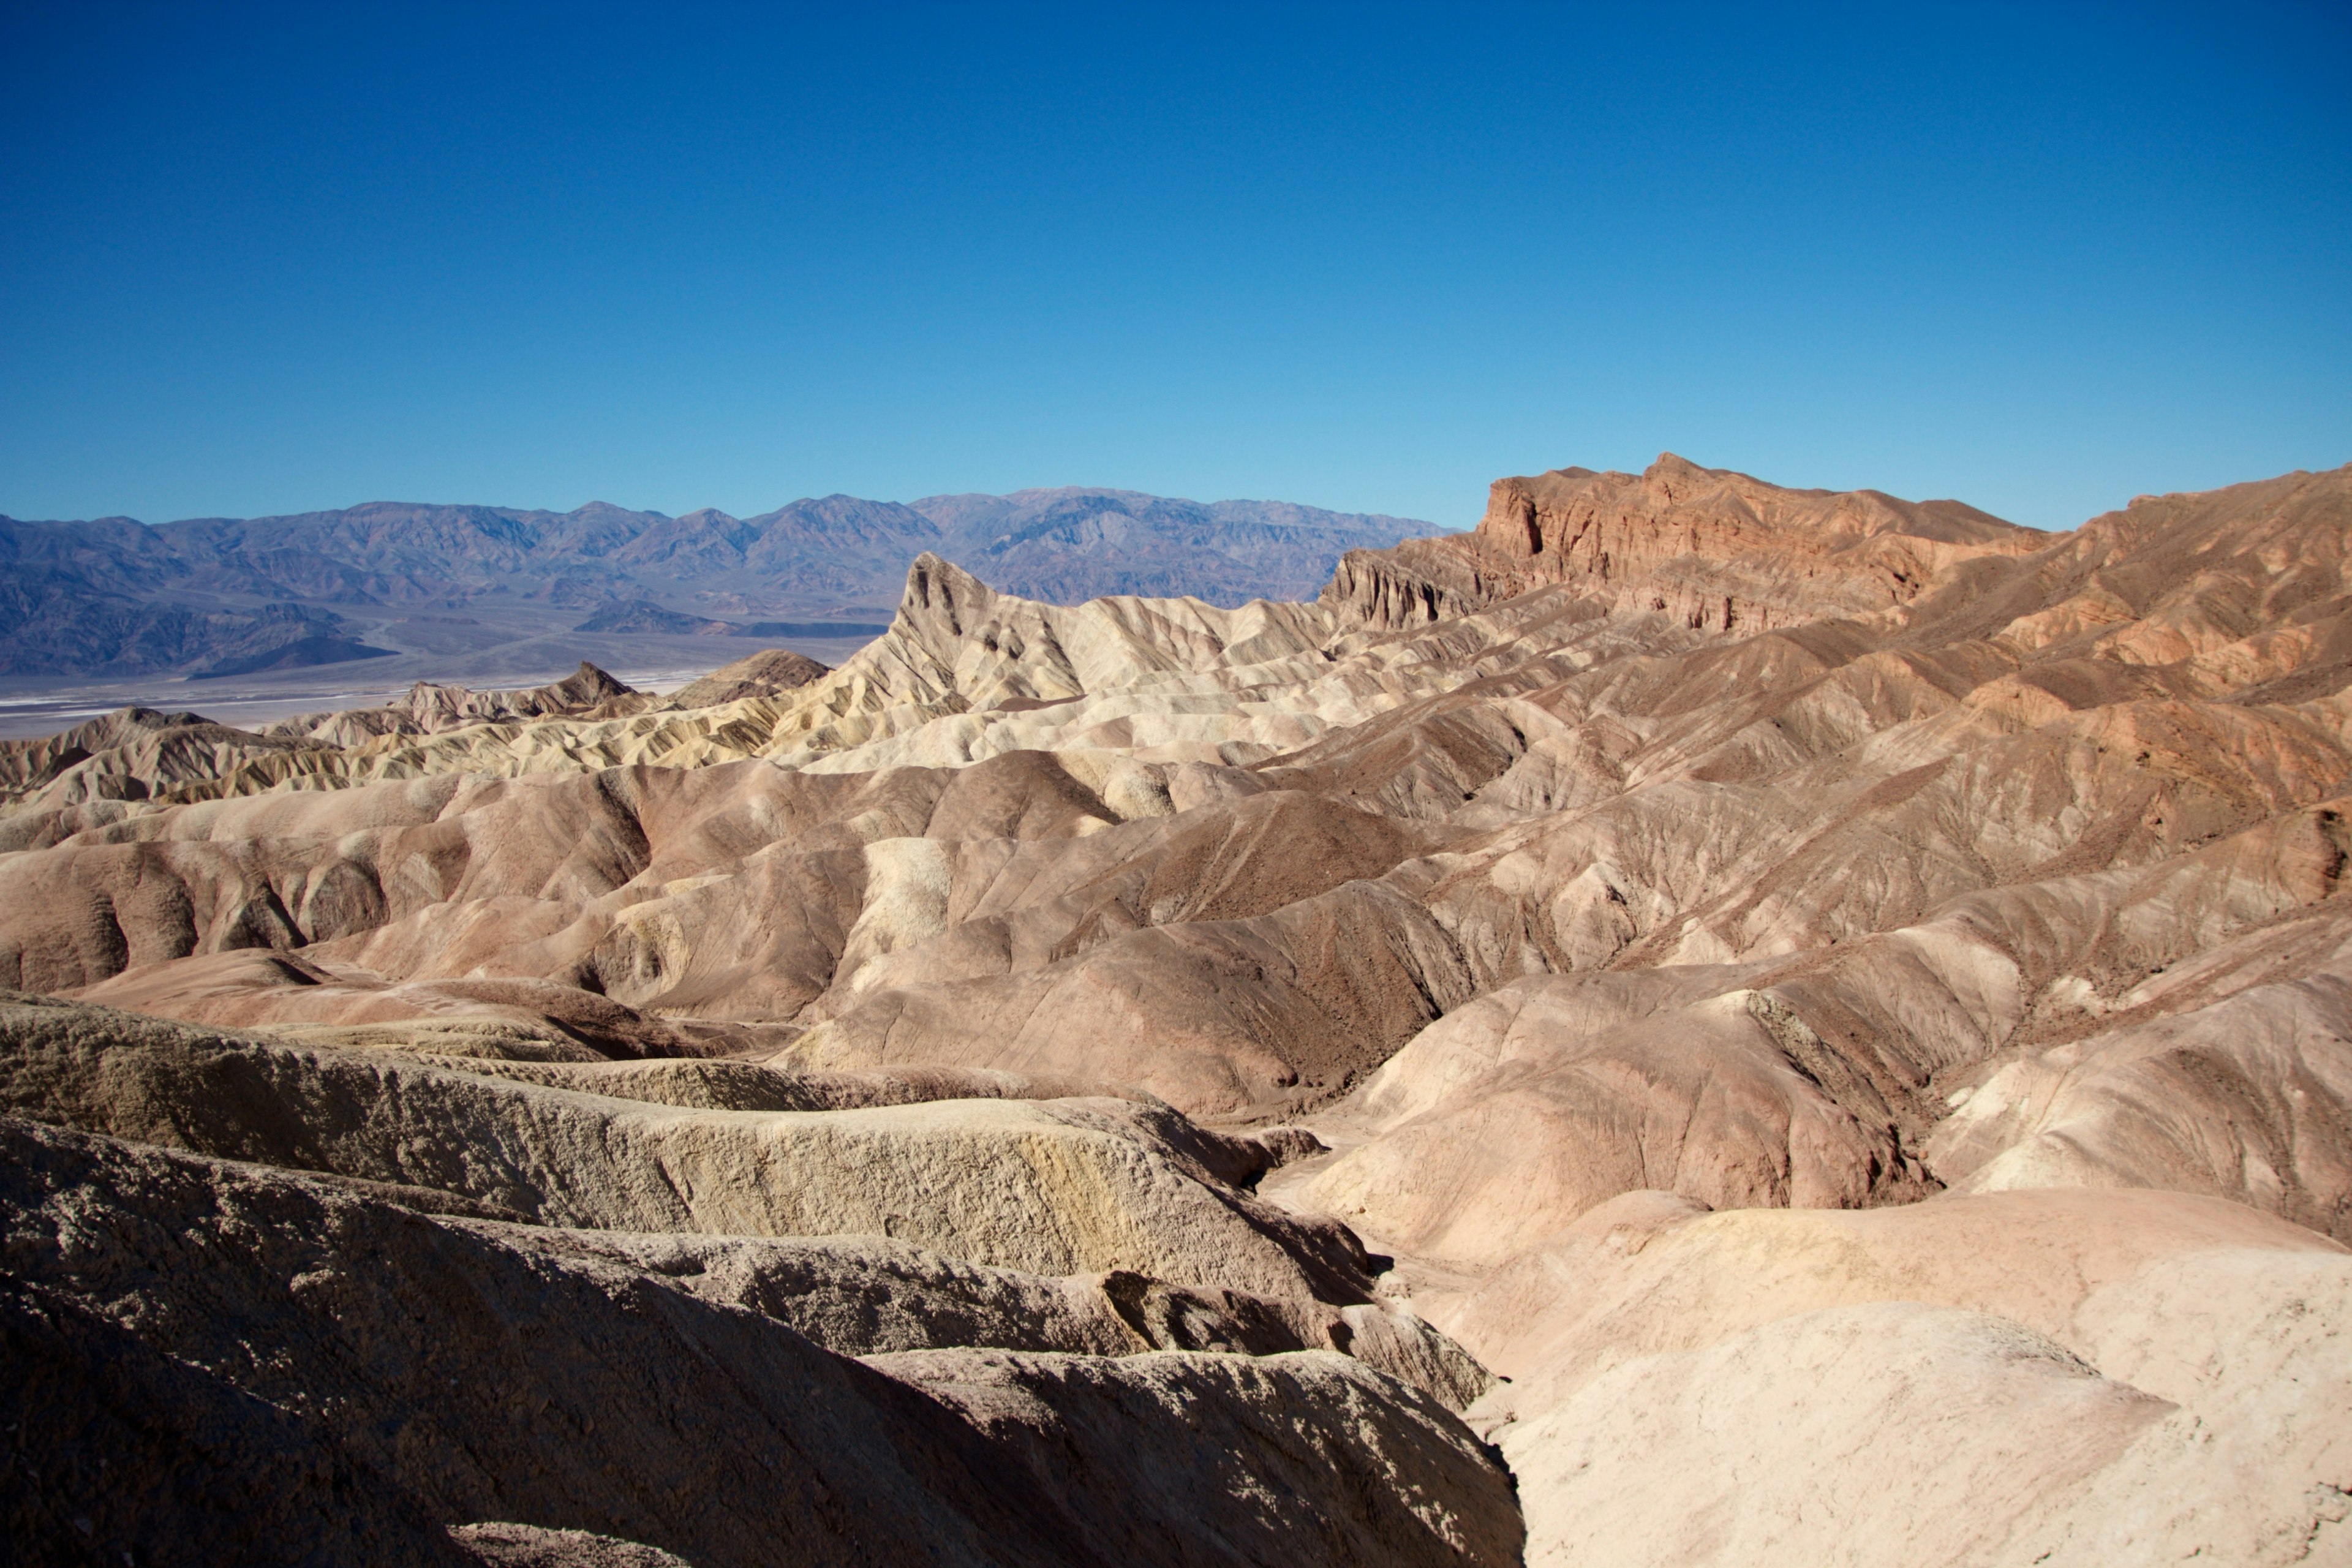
5 454 2351 1566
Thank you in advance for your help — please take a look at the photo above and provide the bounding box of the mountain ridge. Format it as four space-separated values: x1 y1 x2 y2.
0 487 1437 677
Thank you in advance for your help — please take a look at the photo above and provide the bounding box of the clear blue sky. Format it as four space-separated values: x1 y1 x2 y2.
3 2 2346 532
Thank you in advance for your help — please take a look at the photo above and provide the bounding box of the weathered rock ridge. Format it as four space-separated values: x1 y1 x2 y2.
1324 452 2038 633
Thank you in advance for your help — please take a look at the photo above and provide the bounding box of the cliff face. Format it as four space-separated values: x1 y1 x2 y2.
1327 452 2040 633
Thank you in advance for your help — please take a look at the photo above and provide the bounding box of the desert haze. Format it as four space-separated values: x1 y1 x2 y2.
4 453 2350 1565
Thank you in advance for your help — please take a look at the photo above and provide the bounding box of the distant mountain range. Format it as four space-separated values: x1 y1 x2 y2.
0 488 1437 678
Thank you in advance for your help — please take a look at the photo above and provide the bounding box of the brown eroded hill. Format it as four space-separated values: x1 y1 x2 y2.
4 453 2351 1564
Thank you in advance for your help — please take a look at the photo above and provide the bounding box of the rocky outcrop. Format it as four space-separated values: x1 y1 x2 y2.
508 1226 1489 1408
665 646 831 707
0 1115 1517 1567
1324 451 2040 632
0 997 1379 1303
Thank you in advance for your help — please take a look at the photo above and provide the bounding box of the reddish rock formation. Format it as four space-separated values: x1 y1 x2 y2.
1325 451 2038 632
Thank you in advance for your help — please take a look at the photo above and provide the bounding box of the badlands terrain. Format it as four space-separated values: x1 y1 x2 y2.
4 453 2351 1565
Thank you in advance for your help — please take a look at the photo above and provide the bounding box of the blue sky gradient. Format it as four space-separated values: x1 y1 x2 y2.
3 2 2346 531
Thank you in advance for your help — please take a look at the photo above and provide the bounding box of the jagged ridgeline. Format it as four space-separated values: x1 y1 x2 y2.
4 454 2351 1565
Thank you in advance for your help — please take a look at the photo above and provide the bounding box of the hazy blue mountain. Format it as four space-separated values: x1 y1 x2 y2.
0 491 1435 677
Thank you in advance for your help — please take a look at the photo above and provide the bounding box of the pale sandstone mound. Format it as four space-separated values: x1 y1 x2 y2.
1303 970 1935 1269
0 1116 1518 1567
1440 1188 2350 1567
0 995 1376 1302
1446 1185 2342 1387
1507 1302 2174 1568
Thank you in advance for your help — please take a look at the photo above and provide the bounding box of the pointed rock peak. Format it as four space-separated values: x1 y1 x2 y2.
899 553 1000 643
903 552 993 604
555 661 632 699
1644 452 1720 490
